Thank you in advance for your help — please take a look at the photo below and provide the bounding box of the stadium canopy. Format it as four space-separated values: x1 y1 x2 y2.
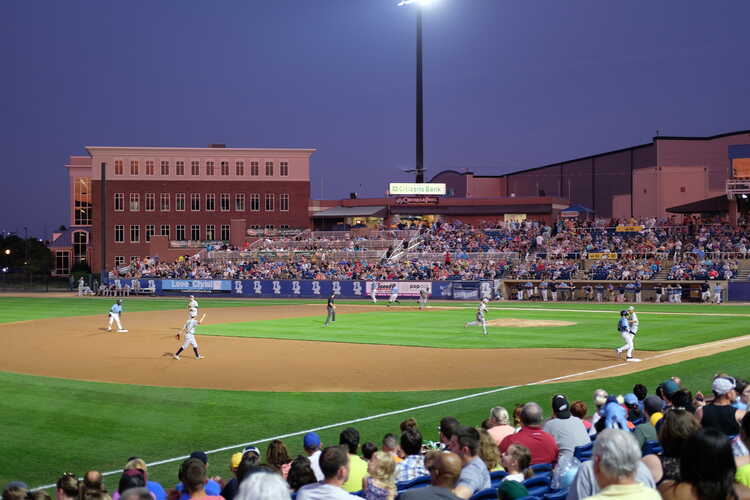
666 195 729 214
311 206 387 218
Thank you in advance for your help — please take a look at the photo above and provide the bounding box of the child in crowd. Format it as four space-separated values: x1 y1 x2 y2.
501 444 534 483
363 451 397 500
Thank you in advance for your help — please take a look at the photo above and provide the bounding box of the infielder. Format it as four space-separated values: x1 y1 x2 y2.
173 309 205 360
387 284 400 306
324 292 336 326
418 289 429 310
465 298 489 335
188 295 199 312
616 306 638 361
369 280 378 304
106 299 128 332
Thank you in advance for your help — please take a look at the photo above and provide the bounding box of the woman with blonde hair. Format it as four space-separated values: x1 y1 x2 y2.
363 451 397 500
477 428 502 471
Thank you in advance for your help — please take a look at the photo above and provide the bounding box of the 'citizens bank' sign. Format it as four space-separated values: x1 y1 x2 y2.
389 183 446 195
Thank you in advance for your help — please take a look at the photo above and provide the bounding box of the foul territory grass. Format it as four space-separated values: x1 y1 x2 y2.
201 306 750 350
2 345 749 491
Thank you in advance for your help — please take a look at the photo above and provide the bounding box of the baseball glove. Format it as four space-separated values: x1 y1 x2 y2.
176 333 181 340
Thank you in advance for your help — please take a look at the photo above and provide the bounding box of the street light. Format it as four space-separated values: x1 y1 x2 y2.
398 0 434 184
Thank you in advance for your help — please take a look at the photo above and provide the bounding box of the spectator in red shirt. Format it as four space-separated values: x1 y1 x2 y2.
499 402 559 465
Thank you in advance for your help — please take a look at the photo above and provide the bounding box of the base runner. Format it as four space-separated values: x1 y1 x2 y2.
106 299 128 333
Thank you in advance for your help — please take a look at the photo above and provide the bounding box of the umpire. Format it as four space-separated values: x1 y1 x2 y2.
324 292 336 326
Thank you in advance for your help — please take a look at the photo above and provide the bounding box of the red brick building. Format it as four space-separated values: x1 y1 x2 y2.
55 145 314 274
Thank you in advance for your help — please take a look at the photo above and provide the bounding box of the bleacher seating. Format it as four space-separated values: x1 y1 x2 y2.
523 475 552 497
573 442 594 462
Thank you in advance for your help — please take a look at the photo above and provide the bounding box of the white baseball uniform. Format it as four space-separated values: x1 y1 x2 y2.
370 281 378 303
181 318 199 349
106 303 126 332
465 301 488 335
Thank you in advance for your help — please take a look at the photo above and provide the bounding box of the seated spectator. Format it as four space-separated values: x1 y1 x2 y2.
487 406 515 447
583 429 660 500
735 379 750 411
543 394 591 460
736 413 750 487
56 473 79 500
176 452 221 500
500 444 533 483
642 408 701 484
476 428 501 472
438 417 460 448
633 396 663 450
448 426 491 499
381 434 403 464
235 471 290 500
399 451 463 500
177 459 223 500
339 427 369 492
395 428 428 482
120 489 149 500
287 456 318 493
623 393 645 425
362 451 396 500
122 458 165 500
570 400 592 432
660 428 750 500
297 445 361 500
117 470 148 500
361 442 378 461
220 448 261 500
500 402 559 465
266 439 292 478
696 376 747 435
303 432 324 481
2 482 28 500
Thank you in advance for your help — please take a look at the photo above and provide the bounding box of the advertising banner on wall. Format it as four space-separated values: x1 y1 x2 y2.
161 280 232 291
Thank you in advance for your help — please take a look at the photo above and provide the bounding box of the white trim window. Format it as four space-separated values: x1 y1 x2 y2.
160 160 169 176
265 161 273 176
191 161 200 176
280 193 289 211
220 161 229 176
191 193 200 211
130 160 139 176
206 193 216 211
250 193 260 211
114 160 124 176
129 193 140 211
145 224 155 242
145 193 155 211
176 161 185 176
145 160 155 176
160 193 170 211
265 193 274 211
220 224 230 241
175 224 186 241
191 224 200 241
206 224 216 240
235 161 244 176
265 224 274 230
280 161 289 176
220 193 230 211
130 225 140 243
114 193 124 212
250 161 259 176
235 193 245 211
206 161 215 175
160 224 170 238
114 225 124 243
115 256 125 267
176 193 186 211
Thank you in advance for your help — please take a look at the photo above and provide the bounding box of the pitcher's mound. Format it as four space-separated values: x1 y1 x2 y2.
486 318 577 328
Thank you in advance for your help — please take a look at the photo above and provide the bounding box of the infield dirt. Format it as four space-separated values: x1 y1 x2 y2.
1 304 748 392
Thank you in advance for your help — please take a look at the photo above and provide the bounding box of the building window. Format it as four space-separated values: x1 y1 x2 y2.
55 250 71 275
206 193 215 211
114 160 124 176
220 161 229 176
206 224 216 240
250 193 260 211
176 193 186 211
160 193 170 211
74 178 92 225
130 256 139 264
235 193 245 211
236 161 244 176
280 161 289 176
145 224 155 242
160 160 169 176
130 160 139 176
220 224 230 241
160 224 170 238
191 225 200 241
114 193 124 212
250 161 259 176
176 161 185 176
206 161 215 175
145 193 155 211
265 224 274 230
176 224 185 241
279 193 289 212
130 225 140 243
280 224 290 229
220 193 230 211
115 225 125 243
73 231 87 264
265 193 274 211
145 160 155 176
265 161 273 176
114 256 125 267
129 193 140 211
191 161 200 176
191 193 200 211
249 224 260 230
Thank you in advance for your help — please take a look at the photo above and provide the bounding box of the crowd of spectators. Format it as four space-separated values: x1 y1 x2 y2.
7 373 750 500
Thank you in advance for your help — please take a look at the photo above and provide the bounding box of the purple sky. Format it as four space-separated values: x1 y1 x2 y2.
2 0 750 237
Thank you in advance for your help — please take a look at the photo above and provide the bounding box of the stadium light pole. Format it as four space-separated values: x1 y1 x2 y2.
398 0 430 184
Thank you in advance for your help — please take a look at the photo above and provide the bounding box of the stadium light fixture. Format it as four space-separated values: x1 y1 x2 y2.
3 249 10 255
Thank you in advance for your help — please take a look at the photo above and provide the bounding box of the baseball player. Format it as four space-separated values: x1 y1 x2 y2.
713 282 723 304
617 306 639 361
369 279 378 304
106 299 128 332
173 309 205 360
418 289 429 310
324 292 336 326
188 295 199 312
615 310 633 360
387 284 400 306
464 298 489 335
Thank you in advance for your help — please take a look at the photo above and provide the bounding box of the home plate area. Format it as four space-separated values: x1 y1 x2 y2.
486 318 577 328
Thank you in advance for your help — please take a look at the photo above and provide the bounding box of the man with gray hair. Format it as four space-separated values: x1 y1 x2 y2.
120 488 152 500
487 406 514 447
499 402 559 465
572 429 659 500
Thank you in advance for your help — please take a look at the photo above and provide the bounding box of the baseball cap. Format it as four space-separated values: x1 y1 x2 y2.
243 446 260 456
628 306 635 311
498 480 529 500
593 389 608 407
303 432 321 449
230 452 243 469
660 380 680 398
552 394 571 419
623 393 639 406
189 451 208 464
713 376 736 396
5 482 28 490
643 395 665 415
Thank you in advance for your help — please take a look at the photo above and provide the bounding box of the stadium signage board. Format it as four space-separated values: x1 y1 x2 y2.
394 196 439 205
389 183 446 195
615 225 644 232
587 252 619 260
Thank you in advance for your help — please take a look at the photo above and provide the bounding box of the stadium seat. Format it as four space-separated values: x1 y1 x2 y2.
642 439 663 456
490 469 509 487
530 463 553 474
396 474 431 491
574 442 594 462
523 474 551 497
543 489 569 500
469 487 499 500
